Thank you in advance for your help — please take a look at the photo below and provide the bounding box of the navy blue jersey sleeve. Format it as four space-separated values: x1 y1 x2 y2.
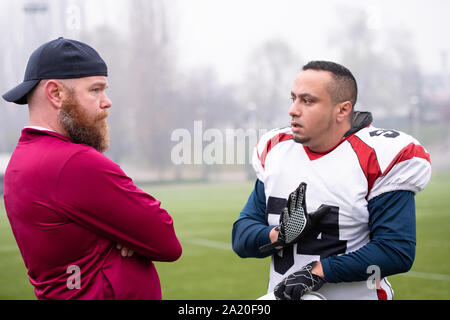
321 190 416 283
232 179 276 258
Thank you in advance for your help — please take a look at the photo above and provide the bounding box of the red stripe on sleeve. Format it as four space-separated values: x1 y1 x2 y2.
348 136 431 198
259 133 292 169
347 135 382 197
382 142 430 177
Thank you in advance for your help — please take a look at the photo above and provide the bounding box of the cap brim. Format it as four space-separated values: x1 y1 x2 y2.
2 79 41 105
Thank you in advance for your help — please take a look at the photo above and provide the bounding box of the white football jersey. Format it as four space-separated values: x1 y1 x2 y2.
252 125 431 300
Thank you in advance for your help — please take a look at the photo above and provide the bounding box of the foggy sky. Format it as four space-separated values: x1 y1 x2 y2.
173 0 450 83
3 0 449 85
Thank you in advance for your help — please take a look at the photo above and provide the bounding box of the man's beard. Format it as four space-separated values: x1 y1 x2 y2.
291 116 310 144
292 134 311 144
290 115 334 146
58 92 110 153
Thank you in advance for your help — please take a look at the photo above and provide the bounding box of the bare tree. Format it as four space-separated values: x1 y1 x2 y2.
328 6 423 132
124 0 179 173
242 39 300 130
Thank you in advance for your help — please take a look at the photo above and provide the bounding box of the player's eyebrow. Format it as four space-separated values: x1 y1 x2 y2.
291 92 318 100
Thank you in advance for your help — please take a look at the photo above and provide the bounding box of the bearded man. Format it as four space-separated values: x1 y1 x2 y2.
2 37 182 300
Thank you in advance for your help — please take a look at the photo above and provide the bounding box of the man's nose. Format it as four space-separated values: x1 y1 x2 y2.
289 100 301 118
102 93 112 109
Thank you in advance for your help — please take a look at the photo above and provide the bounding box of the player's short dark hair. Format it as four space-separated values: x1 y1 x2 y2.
302 61 358 108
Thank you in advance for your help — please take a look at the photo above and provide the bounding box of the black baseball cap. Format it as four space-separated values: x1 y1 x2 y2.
2 37 108 105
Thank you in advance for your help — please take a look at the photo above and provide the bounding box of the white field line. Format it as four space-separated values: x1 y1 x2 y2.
419 240 450 249
0 245 19 253
182 238 231 250
401 271 450 282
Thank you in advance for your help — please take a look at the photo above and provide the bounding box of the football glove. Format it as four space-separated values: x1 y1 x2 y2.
259 182 330 252
274 261 325 300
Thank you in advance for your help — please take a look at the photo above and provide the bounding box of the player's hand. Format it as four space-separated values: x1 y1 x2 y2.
274 261 325 300
116 243 134 258
259 182 330 252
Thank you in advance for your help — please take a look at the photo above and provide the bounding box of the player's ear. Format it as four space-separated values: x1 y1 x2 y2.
44 80 66 110
336 101 352 123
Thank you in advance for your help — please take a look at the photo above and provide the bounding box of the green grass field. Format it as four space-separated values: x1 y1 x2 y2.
0 173 449 300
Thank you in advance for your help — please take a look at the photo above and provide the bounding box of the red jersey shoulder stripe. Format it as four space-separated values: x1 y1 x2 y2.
382 142 430 177
258 133 293 169
348 135 431 198
347 135 382 198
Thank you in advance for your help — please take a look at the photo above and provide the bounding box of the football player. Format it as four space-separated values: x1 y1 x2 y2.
232 61 431 300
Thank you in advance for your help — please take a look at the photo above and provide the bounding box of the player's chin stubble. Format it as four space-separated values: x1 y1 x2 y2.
58 91 110 153
291 118 310 144
292 134 311 144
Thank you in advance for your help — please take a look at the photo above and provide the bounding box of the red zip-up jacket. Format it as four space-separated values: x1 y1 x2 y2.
3 128 182 299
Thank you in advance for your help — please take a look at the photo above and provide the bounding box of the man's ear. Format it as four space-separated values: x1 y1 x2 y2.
44 80 65 109
336 101 353 123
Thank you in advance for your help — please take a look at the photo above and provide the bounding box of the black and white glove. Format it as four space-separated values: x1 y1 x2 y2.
259 182 330 252
274 261 325 300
